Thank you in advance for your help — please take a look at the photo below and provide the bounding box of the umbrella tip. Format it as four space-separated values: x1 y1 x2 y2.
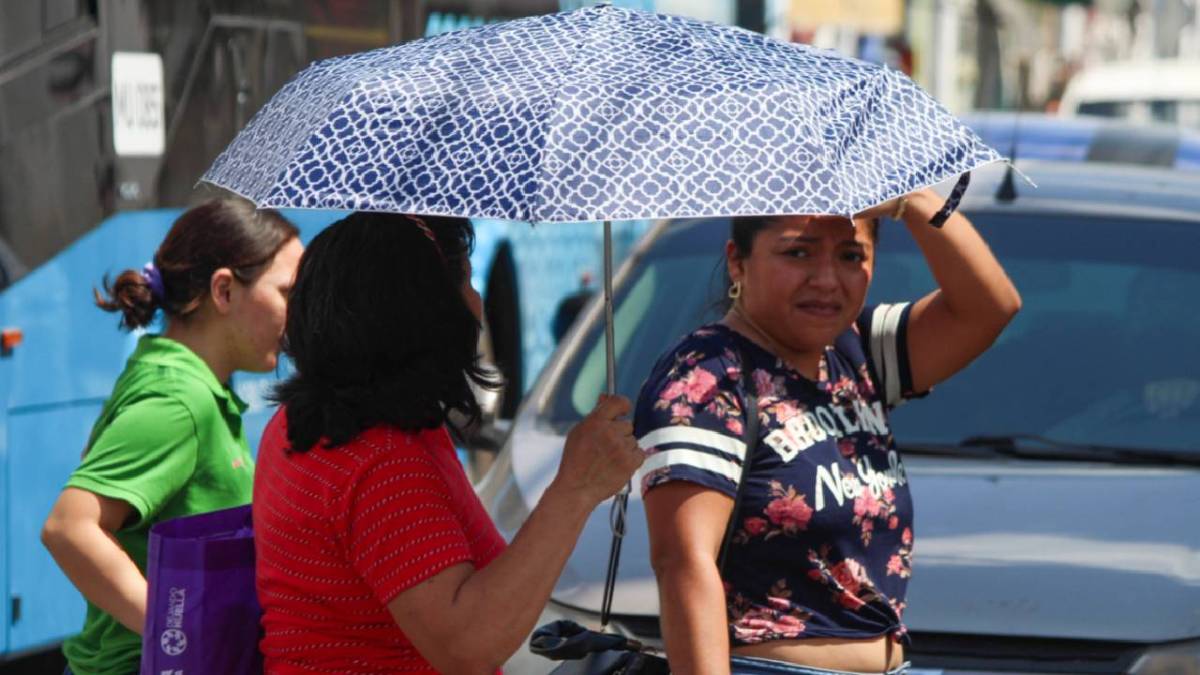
996 115 1020 203
995 163 1018 203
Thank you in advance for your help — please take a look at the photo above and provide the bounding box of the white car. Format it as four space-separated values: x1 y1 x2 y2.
1059 59 1200 129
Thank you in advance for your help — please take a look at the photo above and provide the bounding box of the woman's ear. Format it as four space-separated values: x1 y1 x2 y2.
210 268 235 315
725 239 743 282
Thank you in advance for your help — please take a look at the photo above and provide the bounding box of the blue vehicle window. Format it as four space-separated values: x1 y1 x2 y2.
876 212 1200 453
547 220 729 424
1078 101 1132 118
544 213 1200 455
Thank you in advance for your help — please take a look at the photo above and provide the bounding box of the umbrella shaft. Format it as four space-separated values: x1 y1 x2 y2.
600 220 631 627
604 220 616 396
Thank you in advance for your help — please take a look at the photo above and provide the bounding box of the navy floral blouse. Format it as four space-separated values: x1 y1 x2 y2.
634 303 922 645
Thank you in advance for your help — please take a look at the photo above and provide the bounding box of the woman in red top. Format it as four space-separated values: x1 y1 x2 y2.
254 212 644 674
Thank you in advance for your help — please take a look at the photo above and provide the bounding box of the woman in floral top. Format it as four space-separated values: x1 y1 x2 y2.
636 188 1021 675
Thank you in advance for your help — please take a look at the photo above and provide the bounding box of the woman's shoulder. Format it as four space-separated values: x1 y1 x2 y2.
351 424 453 457
638 324 745 404
652 324 742 375
261 414 457 488
103 368 209 426
315 422 453 472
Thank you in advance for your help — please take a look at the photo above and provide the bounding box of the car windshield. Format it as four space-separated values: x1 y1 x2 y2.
542 211 1200 456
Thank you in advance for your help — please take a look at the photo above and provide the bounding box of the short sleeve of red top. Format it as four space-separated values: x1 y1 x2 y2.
254 408 507 674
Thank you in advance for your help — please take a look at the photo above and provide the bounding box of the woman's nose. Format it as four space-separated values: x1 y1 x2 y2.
806 256 839 289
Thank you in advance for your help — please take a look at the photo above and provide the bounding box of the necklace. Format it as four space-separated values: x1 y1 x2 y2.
728 304 815 376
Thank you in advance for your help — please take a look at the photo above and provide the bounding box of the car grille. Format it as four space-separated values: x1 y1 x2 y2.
907 631 1146 674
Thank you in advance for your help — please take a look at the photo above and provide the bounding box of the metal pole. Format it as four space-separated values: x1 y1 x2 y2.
599 219 627 628
603 220 616 397
932 0 960 110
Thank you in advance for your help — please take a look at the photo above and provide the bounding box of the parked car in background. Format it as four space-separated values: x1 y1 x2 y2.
963 111 1200 171
479 159 1200 674
1057 59 1200 130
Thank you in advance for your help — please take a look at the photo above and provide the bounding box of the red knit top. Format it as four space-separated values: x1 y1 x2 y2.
253 409 506 673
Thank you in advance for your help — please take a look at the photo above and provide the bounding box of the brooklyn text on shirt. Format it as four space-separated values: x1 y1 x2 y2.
762 399 889 461
812 451 907 511
760 399 906 512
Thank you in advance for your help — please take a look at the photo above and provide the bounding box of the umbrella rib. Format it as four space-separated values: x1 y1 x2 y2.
272 75 376 207
526 9 608 223
831 67 890 217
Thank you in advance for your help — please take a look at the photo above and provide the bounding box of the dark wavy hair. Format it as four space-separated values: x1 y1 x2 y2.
95 198 298 330
272 212 498 453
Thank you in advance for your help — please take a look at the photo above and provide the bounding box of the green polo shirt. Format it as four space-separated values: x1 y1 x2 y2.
62 335 255 675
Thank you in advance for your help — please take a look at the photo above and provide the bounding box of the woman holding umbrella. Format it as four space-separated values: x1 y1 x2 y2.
637 188 1021 674
253 212 645 673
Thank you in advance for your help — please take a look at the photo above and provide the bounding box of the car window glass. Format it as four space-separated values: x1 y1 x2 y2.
570 264 659 415
871 213 1200 453
1078 101 1130 118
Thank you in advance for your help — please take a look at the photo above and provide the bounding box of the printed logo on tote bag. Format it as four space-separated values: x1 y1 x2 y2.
160 587 188 655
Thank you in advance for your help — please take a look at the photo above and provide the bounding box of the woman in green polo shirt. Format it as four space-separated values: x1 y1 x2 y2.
40 198 303 675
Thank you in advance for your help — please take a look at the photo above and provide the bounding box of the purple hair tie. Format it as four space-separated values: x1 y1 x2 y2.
141 263 166 303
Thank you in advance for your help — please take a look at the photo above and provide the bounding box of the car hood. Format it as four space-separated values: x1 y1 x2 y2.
487 419 1200 643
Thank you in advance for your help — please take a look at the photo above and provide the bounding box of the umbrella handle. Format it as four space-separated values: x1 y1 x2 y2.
928 173 971 227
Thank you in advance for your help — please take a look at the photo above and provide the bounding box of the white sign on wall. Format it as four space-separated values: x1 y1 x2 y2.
111 51 165 157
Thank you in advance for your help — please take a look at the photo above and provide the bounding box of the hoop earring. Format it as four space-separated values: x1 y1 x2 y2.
728 281 742 300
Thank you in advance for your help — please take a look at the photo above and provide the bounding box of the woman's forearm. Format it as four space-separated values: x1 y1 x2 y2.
42 521 147 634
895 188 1022 390
393 396 643 673
657 560 732 675
902 189 1021 325
448 480 597 670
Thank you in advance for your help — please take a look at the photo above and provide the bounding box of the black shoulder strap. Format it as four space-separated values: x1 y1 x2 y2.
717 344 760 574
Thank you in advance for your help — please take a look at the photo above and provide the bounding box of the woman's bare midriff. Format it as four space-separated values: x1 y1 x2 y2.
732 634 903 673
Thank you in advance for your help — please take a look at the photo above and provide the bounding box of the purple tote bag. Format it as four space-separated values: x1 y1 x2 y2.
139 504 263 675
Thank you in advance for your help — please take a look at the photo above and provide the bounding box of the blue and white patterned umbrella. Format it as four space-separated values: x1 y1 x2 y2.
204 5 1006 626
203 4 1002 223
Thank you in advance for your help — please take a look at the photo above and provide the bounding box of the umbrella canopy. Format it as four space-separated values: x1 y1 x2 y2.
203 4 1002 222
202 3 1008 629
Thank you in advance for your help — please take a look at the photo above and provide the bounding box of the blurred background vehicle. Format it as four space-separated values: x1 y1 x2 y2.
480 159 1200 674
1057 59 1200 129
964 111 1200 170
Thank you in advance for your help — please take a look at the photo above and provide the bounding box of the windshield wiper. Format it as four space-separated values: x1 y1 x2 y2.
902 434 1200 466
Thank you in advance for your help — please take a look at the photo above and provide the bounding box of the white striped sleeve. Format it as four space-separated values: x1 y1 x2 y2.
635 425 746 498
866 302 911 407
633 339 747 500
638 426 748 461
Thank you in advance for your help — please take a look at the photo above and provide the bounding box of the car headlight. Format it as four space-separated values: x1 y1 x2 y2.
1130 640 1200 675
